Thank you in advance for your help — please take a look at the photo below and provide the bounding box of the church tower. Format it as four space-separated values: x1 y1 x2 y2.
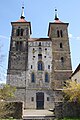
7 6 32 102
7 7 72 116
48 9 72 101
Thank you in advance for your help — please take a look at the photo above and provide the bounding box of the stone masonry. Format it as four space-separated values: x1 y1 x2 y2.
7 7 72 112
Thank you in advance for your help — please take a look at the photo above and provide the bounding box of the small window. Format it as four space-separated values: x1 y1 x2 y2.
31 97 34 102
45 73 49 82
33 48 35 51
16 41 23 51
38 54 42 59
33 56 35 58
16 29 20 36
61 57 64 63
31 73 35 83
16 41 19 51
16 28 24 36
20 41 23 51
38 61 43 70
39 47 42 52
32 48 35 54
39 47 42 50
45 48 47 51
48 65 50 69
60 30 63 37
57 30 60 37
39 42 41 46
60 43 63 48
47 97 49 101
44 56 46 58
21 29 24 36
31 65 33 69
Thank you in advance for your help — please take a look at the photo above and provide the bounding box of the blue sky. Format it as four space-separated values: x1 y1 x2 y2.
0 0 80 82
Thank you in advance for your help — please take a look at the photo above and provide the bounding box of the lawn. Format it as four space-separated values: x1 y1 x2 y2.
61 118 80 120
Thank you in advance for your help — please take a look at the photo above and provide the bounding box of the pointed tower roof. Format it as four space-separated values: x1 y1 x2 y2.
16 6 27 22
54 9 59 20
11 5 32 34
48 9 69 37
54 9 63 23
21 6 25 19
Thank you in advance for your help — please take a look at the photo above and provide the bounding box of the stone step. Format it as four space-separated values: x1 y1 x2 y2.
23 109 55 120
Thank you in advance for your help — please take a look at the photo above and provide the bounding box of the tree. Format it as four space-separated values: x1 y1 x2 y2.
0 45 5 82
0 84 16 118
63 80 80 103
0 84 16 100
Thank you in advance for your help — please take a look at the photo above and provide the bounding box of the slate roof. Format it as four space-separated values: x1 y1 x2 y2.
71 64 80 77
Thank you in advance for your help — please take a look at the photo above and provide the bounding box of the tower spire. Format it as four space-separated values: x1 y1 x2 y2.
54 8 59 20
21 4 25 19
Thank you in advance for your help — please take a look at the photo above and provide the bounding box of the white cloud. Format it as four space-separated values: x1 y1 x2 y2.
0 35 9 40
69 33 73 39
76 37 80 40
69 33 80 40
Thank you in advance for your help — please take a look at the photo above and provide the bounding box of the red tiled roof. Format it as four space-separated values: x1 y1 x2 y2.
16 18 27 22
54 19 63 23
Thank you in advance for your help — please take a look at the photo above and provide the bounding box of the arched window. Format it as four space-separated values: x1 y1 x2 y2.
60 30 63 37
38 54 42 59
39 47 42 52
16 29 20 36
19 41 23 51
57 30 60 37
45 73 49 82
21 29 24 36
16 41 23 51
39 42 41 46
16 28 24 36
16 41 19 51
31 73 35 83
61 57 64 63
38 61 43 70
60 43 63 48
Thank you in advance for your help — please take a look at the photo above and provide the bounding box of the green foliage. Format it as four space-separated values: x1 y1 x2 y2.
63 80 80 103
0 102 15 118
0 84 16 100
0 118 16 120
0 84 16 118
61 118 80 120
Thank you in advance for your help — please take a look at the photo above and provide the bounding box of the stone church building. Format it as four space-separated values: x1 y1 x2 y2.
7 6 72 113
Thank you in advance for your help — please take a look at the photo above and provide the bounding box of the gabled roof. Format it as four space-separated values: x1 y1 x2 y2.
71 64 80 77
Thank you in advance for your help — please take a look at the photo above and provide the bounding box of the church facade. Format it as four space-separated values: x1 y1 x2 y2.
7 7 72 110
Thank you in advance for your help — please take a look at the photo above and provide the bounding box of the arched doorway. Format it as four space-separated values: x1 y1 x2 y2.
36 92 44 109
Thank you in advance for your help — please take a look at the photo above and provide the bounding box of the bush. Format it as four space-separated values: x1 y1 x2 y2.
0 102 23 119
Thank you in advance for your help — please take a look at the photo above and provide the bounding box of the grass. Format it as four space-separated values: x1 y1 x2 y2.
61 118 80 120
0 117 17 120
